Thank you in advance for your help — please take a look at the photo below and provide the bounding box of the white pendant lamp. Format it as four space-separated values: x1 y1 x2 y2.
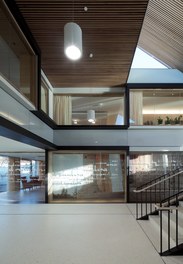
64 22 82 60
87 110 95 123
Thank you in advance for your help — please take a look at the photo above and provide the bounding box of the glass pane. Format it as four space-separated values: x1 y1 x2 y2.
129 152 183 202
48 150 126 202
41 84 49 114
0 156 8 192
0 155 45 204
53 95 125 125
0 2 37 105
130 89 183 126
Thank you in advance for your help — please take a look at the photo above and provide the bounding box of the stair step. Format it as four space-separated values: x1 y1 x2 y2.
149 215 176 251
138 217 161 252
162 210 183 233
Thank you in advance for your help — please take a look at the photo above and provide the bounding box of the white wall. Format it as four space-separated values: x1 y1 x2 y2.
53 126 183 151
54 129 128 146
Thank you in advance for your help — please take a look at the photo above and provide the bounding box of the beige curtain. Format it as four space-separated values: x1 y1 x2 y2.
54 95 72 125
41 86 47 113
130 91 143 125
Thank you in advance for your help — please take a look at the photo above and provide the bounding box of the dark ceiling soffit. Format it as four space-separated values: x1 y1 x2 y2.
4 0 41 55
125 0 150 85
127 83 183 89
0 116 57 150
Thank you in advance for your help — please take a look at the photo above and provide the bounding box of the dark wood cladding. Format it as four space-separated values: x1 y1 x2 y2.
139 0 183 72
15 0 149 88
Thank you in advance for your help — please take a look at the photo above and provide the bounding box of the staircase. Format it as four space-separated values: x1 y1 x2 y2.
134 168 183 256
139 201 183 255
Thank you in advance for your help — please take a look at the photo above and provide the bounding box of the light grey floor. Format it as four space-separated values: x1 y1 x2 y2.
0 204 182 264
0 187 45 204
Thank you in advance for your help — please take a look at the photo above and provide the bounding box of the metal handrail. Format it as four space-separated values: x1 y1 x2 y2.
135 169 183 255
134 170 183 193
136 170 174 190
155 193 181 256
161 190 183 204
155 204 183 211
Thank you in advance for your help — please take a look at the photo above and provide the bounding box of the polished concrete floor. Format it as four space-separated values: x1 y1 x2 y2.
0 204 182 264
0 187 45 204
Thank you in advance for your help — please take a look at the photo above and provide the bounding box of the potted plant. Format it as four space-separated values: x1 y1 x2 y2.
165 116 171 125
157 116 163 125
174 115 182 125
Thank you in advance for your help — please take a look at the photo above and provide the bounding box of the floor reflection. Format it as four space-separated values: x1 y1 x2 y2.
0 187 45 204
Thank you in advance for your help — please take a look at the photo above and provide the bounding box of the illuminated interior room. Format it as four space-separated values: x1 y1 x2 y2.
0 0 183 263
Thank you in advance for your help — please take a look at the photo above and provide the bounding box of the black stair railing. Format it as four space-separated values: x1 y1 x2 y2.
134 167 183 220
157 190 183 256
134 168 183 255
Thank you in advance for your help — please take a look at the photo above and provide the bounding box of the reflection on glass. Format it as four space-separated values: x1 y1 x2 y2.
53 95 125 125
0 2 37 105
41 83 49 114
0 155 45 204
129 152 183 202
130 89 183 126
0 156 8 192
48 150 126 202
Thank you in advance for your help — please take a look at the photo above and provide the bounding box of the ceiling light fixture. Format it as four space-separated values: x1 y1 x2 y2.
64 22 82 60
87 110 95 123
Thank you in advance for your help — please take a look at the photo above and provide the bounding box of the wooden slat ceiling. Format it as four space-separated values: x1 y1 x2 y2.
139 0 183 71
15 0 149 88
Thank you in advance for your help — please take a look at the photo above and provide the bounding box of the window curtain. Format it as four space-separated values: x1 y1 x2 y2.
130 91 143 125
54 95 72 125
41 86 47 113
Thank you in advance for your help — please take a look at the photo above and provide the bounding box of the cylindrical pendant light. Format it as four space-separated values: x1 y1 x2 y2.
87 110 95 123
64 22 82 60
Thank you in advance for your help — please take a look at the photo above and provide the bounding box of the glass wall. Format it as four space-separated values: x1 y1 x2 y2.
53 94 125 126
0 156 8 192
0 2 37 105
130 89 183 126
0 155 45 204
48 150 127 202
129 151 183 202
41 82 49 114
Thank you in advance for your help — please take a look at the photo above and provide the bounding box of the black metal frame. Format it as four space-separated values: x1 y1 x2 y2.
135 167 183 255
46 146 129 203
3 0 41 109
32 87 130 130
0 116 57 150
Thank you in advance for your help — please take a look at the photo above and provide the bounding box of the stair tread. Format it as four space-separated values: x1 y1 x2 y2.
139 217 174 253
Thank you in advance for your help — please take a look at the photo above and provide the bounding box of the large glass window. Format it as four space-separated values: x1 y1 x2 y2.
53 94 125 126
48 150 127 202
129 152 183 202
130 89 183 126
0 156 8 192
0 154 45 204
0 2 37 105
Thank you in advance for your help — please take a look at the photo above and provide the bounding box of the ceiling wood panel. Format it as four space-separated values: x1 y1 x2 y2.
139 0 183 71
15 0 148 88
